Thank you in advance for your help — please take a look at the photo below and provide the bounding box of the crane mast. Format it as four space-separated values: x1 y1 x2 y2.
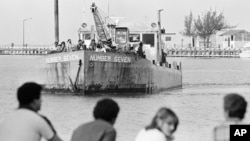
90 3 113 46
90 3 130 51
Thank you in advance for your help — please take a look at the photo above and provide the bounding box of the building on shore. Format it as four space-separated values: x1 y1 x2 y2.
220 30 250 49
169 29 250 50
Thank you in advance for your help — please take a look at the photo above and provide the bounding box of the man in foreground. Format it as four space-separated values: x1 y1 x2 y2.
0 82 63 141
71 98 120 141
214 93 248 141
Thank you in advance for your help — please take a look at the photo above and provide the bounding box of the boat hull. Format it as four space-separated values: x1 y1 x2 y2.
40 51 182 94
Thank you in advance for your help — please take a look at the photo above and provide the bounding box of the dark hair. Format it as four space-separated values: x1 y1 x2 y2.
96 43 102 49
17 82 42 106
93 98 120 123
224 93 247 119
139 42 143 46
61 41 65 45
54 41 58 46
146 107 179 133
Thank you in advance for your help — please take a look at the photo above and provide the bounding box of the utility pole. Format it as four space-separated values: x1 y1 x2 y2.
54 0 59 42
157 9 163 62
108 0 110 18
23 18 32 47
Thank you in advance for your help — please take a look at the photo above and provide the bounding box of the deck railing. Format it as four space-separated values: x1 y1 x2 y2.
0 45 53 55
165 48 241 58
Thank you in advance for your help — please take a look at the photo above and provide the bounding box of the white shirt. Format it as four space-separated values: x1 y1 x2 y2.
49 44 58 51
0 109 55 141
67 42 74 51
101 47 106 52
95 48 102 52
134 128 167 141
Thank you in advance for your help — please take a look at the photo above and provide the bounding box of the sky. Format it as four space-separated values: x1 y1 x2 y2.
0 0 250 45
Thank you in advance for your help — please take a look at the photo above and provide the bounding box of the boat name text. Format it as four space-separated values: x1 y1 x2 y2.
46 54 80 63
89 55 131 63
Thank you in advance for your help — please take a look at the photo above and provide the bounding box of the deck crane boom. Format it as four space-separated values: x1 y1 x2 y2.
90 3 115 48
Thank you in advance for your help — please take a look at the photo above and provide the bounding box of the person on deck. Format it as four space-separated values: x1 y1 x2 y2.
71 98 120 141
54 41 59 51
89 39 97 50
66 39 73 52
59 41 66 52
0 82 63 141
76 40 83 51
48 41 59 54
101 46 107 52
137 42 145 58
82 40 87 50
95 40 103 52
76 40 87 51
213 93 248 141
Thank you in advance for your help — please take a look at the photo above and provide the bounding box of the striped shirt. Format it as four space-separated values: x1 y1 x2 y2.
214 119 245 141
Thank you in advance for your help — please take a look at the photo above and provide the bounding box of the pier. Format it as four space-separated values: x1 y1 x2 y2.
165 48 242 58
0 45 243 57
0 45 53 55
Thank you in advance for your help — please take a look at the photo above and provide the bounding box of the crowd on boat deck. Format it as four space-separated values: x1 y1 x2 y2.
0 82 248 141
50 38 146 58
51 39 109 53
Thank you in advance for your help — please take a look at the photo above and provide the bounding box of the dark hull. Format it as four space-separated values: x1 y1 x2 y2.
41 50 182 94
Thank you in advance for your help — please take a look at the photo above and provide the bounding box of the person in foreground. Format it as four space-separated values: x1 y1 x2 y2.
71 98 120 141
0 82 63 141
213 93 247 141
134 107 179 141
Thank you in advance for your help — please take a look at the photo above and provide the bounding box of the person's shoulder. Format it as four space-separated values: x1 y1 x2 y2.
22 110 54 126
149 129 166 141
95 119 113 125
213 123 230 141
148 128 165 137
141 128 165 136
89 119 114 131
0 109 45 129
83 120 114 132
135 128 166 141
73 121 95 132
12 109 40 119
72 121 95 136
75 120 114 129
16 110 54 128
214 122 229 132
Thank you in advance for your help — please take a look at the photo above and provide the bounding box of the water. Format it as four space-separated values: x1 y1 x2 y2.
1 55 250 141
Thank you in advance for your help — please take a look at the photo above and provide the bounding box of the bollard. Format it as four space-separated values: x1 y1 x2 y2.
177 65 180 70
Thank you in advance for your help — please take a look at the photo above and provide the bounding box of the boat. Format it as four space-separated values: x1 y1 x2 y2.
239 42 250 58
40 2 182 94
